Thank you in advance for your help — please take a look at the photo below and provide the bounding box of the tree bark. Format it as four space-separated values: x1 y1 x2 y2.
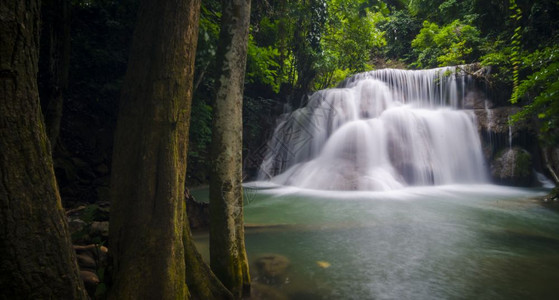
184 206 233 299
38 0 71 151
209 0 252 298
0 0 87 299
109 0 231 299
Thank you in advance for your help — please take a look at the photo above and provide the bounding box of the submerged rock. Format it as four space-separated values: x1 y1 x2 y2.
249 282 289 300
491 147 534 186
254 254 291 284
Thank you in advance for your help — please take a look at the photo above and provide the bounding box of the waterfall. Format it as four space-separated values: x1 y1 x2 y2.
258 67 488 191
508 122 513 149
484 100 494 148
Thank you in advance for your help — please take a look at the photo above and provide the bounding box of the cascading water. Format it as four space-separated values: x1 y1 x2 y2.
258 67 488 191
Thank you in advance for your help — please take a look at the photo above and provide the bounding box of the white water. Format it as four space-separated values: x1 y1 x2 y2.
484 99 494 147
258 67 488 191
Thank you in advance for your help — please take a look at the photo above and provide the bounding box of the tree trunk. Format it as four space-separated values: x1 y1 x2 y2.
109 0 231 298
38 0 71 151
183 206 233 299
209 0 252 298
0 0 87 299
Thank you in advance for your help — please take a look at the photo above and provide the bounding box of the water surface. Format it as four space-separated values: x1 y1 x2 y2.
193 184 559 299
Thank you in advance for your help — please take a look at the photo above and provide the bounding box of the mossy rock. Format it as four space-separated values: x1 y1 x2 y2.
491 147 534 186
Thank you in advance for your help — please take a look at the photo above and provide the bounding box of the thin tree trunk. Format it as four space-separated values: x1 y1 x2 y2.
184 207 233 299
38 0 71 151
0 0 87 298
543 148 559 184
209 0 252 298
109 0 231 298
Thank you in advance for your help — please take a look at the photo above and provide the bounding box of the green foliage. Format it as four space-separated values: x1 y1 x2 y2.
380 9 421 64
509 0 523 103
196 3 220 76
187 2 220 184
246 35 283 93
315 0 388 88
511 46 559 145
410 20 481 68
188 100 212 163
81 204 99 223
479 40 517 88
322 0 387 71
408 0 476 24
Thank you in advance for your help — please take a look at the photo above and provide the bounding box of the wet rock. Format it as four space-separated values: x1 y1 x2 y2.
90 221 109 238
68 218 87 235
66 205 87 218
74 244 108 263
474 107 541 171
491 147 534 186
92 203 110 221
463 89 491 109
74 244 109 298
474 106 532 135
254 254 290 284
80 270 100 296
76 253 97 270
67 204 111 244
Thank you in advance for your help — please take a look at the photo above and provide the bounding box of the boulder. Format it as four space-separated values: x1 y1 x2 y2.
74 244 109 265
90 221 109 239
80 270 100 296
76 253 97 270
463 89 491 109
474 106 532 136
68 218 87 235
254 254 291 285
74 244 109 298
491 147 534 186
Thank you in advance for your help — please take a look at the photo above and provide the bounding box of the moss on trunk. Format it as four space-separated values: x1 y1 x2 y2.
0 0 87 298
109 0 232 298
209 0 252 298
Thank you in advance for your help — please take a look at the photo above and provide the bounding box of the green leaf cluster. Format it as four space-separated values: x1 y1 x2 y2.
508 0 523 103
511 46 559 145
315 0 388 88
410 20 481 68
379 9 421 64
246 35 283 93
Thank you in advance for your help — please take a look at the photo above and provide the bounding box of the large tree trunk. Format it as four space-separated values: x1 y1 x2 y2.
38 0 71 151
109 0 231 298
0 1 87 299
209 0 252 298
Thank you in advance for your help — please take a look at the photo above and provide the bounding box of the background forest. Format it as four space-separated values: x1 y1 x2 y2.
60 0 558 206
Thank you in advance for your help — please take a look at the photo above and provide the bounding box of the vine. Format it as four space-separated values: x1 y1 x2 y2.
509 0 522 103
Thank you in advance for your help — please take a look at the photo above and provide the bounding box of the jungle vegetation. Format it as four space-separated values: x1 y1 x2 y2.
1 0 558 299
